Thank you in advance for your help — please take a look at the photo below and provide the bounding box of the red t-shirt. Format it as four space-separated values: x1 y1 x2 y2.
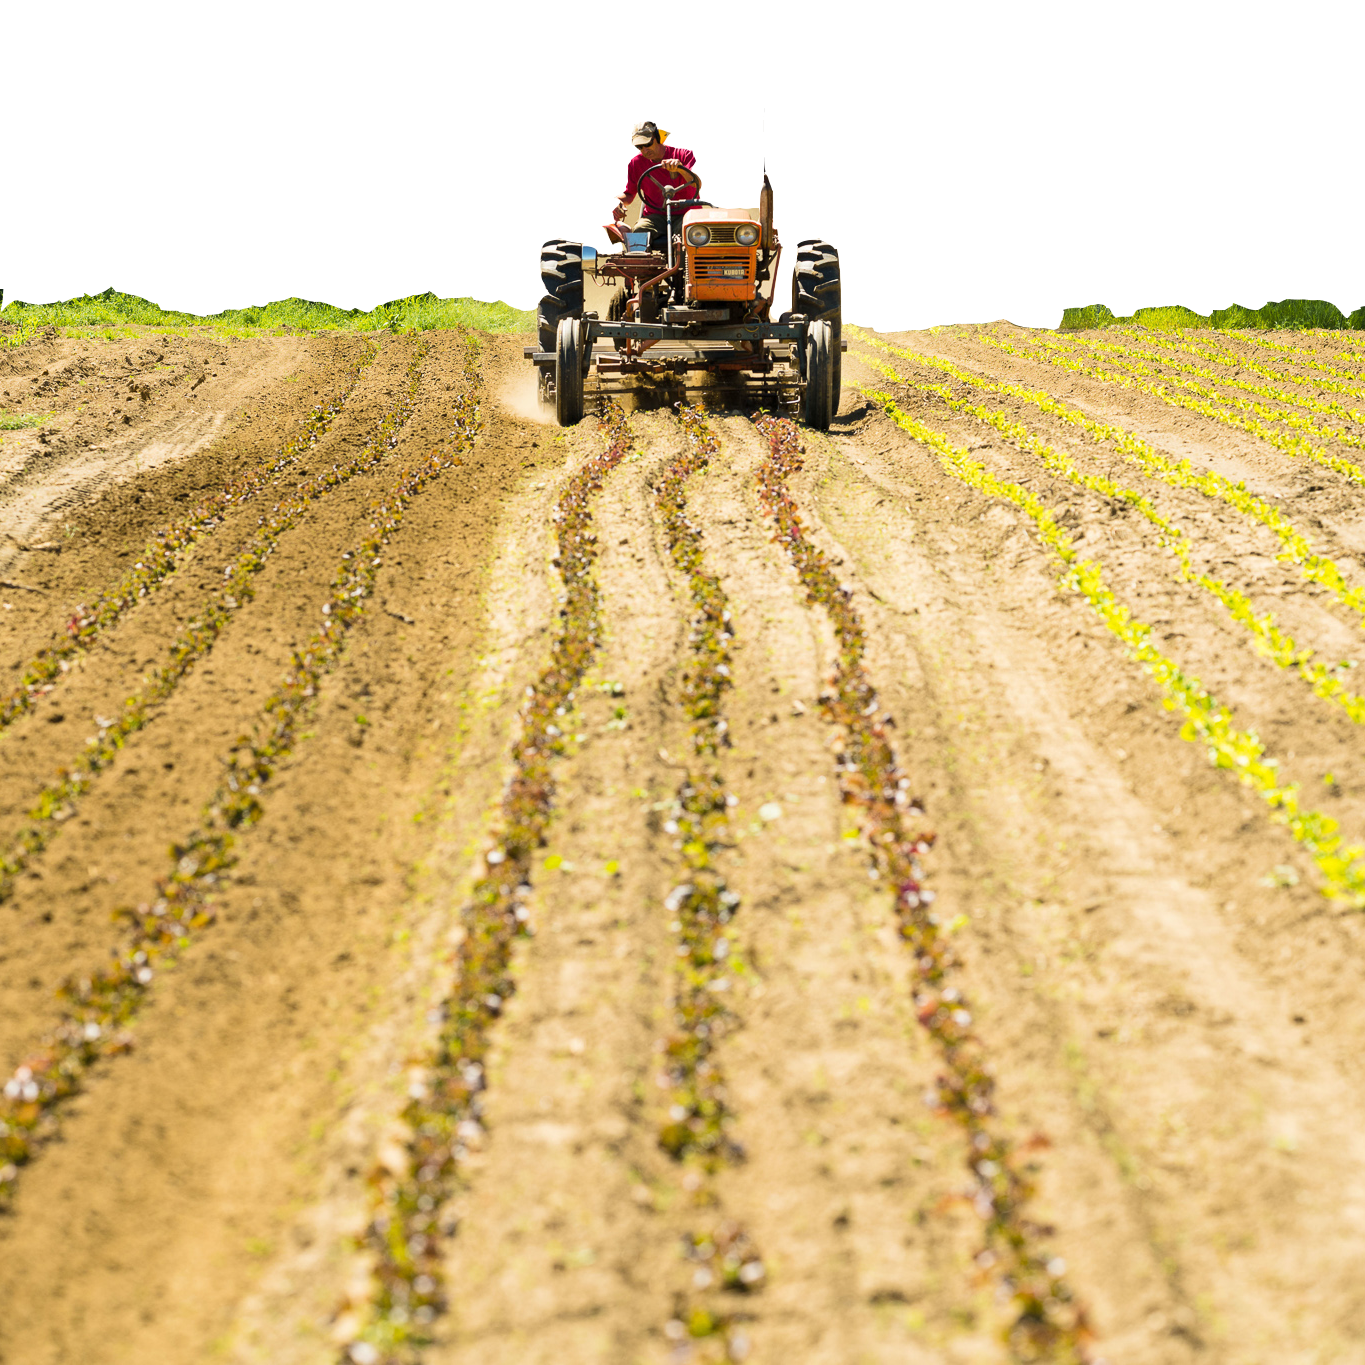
622 145 698 215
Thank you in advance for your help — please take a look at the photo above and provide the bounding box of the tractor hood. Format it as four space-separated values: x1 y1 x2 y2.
681 207 758 225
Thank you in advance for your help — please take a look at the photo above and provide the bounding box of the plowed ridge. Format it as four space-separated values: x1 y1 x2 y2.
3 321 1365 1365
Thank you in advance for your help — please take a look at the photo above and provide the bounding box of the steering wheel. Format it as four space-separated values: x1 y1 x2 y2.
637 161 698 210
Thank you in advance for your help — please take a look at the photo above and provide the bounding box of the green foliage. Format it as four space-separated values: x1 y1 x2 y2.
0 285 534 340
0 410 48 430
856 381 1365 910
1048 286 1365 331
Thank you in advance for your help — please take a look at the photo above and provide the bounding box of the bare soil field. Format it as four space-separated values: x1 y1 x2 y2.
3 319 1365 1365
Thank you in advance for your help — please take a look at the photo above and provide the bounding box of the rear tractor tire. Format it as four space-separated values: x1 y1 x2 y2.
554 317 585 426
802 318 834 431
539 240 584 353
793 239 841 410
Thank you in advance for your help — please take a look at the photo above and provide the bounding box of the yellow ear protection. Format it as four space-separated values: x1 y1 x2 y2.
630 117 668 146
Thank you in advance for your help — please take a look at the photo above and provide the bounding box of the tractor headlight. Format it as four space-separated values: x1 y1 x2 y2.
735 224 760 246
686 224 711 247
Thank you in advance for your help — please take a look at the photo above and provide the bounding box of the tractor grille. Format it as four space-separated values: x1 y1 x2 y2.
704 224 741 245
693 250 753 281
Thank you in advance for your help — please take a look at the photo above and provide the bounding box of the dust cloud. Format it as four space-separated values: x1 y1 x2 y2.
436 109 993 327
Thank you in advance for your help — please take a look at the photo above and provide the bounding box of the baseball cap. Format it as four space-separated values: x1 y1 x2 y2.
631 120 662 146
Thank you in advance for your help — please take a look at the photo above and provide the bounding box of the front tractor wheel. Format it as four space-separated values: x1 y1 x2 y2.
554 317 585 426
538 240 585 353
803 318 834 431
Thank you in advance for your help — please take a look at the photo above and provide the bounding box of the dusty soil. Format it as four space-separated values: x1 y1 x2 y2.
3 320 1365 1364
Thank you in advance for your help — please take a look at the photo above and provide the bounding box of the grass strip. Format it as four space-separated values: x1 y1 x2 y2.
654 404 764 1361
0 340 426 905
0 340 479 1208
852 328 1365 640
337 404 632 1365
753 412 1092 1363
0 339 379 735
853 347 1365 726
1058 300 1360 332
985 332 1365 488
856 385 1365 914
1 287 533 344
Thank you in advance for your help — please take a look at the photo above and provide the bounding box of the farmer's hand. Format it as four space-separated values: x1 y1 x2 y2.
612 203 626 223
661 158 684 172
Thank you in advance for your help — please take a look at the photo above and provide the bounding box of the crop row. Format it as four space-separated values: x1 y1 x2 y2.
1233 332 1365 384
853 330 1365 657
852 344 1365 728
1314 336 1365 367
338 402 633 1365
853 383 1365 914
0 339 481 1210
0 341 429 907
1111 328 1365 404
857 327 1365 663
981 333 1365 491
751 413 1091 1361
0 339 380 734
1042 327 1365 439
654 405 764 1361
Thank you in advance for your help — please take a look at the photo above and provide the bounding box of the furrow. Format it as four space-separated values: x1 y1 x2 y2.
336 403 632 1365
752 412 1093 1362
981 332 1365 488
1040 331 1365 446
0 338 379 733
1077 330 1365 426
0 340 425 905
1110 328 1365 404
851 344 1365 729
1235 330 1365 384
853 327 1365 638
0 338 475 1206
855 385 1365 912
652 404 765 1361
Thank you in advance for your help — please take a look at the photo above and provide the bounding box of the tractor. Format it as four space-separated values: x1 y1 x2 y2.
528 173 842 428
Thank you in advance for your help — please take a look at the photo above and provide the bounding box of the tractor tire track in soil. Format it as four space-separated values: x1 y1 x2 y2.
3 321 1365 1365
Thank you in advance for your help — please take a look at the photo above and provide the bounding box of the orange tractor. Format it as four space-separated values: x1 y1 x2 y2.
528 174 842 427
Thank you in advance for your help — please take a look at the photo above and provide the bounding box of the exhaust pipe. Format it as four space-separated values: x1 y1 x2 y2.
758 109 769 251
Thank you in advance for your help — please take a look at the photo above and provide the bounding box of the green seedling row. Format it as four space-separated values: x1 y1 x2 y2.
0 339 476 1213
655 405 765 1359
342 402 631 1365
0 342 427 905
1112 328 1365 404
854 349 1365 728
856 385 1365 913
1304 331 1365 374
1234 332 1365 385
850 329 1365 644
1059 327 1365 434
752 413 1091 1362
1047 332 1365 447
0 339 380 735
982 333 1365 492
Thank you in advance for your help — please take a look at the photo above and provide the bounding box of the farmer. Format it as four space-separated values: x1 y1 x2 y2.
615 121 701 251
